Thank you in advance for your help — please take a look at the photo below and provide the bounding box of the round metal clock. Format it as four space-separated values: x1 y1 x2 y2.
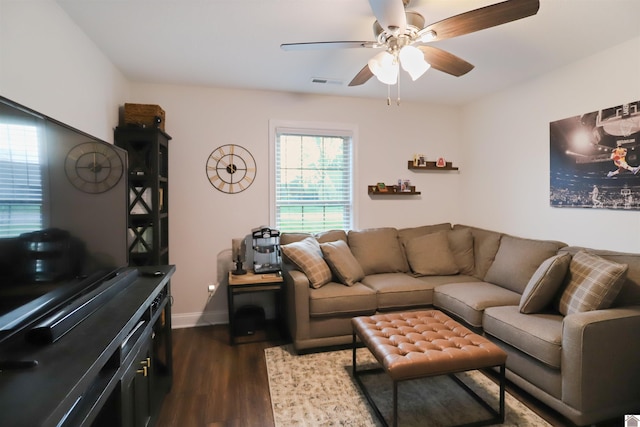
64 142 124 194
206 144 256 194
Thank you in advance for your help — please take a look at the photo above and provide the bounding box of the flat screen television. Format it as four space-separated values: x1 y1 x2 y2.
0 96 129 346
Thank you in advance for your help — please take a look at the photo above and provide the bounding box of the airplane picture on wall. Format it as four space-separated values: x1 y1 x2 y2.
550 100 640 210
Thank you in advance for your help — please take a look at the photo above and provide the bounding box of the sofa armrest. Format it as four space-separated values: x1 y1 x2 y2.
562 306 640 413
282 267 311 345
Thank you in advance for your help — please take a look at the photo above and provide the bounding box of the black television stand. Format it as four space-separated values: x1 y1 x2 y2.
0 265 175 427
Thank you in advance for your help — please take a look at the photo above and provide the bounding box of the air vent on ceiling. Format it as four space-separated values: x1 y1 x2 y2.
311 77 343 86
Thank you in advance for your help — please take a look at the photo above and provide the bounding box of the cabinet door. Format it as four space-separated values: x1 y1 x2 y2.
121 335 152 427
150 300 173 418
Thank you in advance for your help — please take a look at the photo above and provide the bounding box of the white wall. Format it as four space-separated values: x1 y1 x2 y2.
460 36 640 252
0 0 129 141
128 84 463 326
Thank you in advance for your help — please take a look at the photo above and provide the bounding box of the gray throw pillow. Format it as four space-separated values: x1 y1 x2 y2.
519 253 571 314
320 240 364 286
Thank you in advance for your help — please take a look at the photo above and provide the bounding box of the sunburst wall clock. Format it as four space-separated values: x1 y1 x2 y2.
206 144 257 194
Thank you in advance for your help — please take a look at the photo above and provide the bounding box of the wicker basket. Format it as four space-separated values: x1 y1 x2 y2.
124 103 165 131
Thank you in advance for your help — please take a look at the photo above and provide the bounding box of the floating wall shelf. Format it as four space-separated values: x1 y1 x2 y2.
407 160 458 171
368 185 421 195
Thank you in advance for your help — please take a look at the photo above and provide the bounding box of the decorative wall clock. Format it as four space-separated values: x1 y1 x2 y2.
206 144 257 194
64 142 124 193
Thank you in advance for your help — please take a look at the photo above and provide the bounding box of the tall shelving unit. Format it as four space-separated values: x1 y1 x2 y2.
115 127 171 266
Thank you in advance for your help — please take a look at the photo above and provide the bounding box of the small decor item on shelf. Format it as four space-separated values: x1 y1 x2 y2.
377 182 388 192
436 157 447 167
414 154 427 167
399 179 412 191
231 238 247 275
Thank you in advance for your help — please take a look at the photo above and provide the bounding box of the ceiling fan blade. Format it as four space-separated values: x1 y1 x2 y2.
368 0 407 34
418 46 474 77
424 0 540 42
281 41 378 51
348 65 374 87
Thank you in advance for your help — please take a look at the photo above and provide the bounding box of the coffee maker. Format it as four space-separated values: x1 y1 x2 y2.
246 226 281 274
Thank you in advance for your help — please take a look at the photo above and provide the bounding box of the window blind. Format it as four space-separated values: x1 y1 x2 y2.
274 128 353 233
0 123 43 237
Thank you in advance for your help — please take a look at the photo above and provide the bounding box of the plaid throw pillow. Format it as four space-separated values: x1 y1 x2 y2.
556 251 628 315
281 237 332 289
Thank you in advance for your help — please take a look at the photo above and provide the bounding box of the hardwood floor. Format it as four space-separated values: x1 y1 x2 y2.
156 325 285 427
155 325 624 427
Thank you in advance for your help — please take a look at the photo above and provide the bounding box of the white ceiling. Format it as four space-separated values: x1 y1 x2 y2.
56 0 640 106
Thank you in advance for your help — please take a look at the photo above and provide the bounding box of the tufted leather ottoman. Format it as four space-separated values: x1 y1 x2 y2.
352 310 507 427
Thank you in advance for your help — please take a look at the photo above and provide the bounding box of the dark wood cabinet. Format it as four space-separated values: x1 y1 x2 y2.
115 127 171 266
0 266 175 427
121 334 152 427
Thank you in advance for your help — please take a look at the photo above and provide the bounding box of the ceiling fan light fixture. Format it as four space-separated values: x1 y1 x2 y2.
368 51 399 85
399 45 430 81
418 29 437 43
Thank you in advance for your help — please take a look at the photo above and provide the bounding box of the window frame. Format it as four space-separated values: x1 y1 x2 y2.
269 120 358 234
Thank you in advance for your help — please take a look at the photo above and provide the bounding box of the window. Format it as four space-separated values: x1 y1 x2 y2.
0 121 43 237
270 121 355 233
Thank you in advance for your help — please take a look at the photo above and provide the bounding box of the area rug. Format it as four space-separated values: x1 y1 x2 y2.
265 345 551 427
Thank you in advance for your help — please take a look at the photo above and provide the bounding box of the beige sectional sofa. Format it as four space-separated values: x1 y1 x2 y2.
279 223 640 426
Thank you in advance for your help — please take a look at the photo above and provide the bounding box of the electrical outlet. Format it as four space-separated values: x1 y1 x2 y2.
208 284 216 293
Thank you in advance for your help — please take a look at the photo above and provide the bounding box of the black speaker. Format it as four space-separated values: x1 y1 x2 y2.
233 305 265 336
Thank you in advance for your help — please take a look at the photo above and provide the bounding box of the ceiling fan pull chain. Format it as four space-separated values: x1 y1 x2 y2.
386 84 391 106
396 73 401 106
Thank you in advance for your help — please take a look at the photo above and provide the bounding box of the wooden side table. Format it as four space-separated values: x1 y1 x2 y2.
227 270 285 345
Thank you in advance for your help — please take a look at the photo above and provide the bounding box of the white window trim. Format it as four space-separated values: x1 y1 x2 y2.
268 119 359 232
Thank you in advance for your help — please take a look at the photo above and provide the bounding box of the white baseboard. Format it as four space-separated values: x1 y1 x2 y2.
171 310 228 329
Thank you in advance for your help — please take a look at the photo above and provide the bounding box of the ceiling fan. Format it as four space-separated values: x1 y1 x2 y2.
281 0 540 88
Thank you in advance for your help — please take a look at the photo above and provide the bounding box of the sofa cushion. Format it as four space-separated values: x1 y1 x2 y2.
519 253 572 314
348 227 409 275
453 225 502 280
448 228 475 276
315 229 348 244
415 274 482 287
433 282 521 327
403 231 459 276
280 237 332 289
484 235 565 294
556 250 628 315
309 282 377 317
280 230 347 246
280 232 313 246
483 306 563 369
397 223 452 247
361 273 435 310
320 239 365 286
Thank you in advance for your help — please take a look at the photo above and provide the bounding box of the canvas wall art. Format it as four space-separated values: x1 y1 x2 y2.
550 101 640 210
